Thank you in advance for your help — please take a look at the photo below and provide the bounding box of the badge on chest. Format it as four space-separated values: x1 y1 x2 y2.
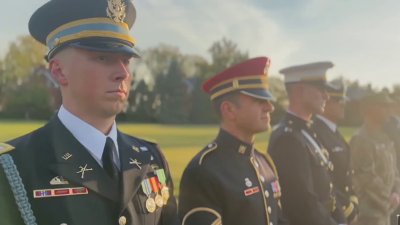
141 168 170 213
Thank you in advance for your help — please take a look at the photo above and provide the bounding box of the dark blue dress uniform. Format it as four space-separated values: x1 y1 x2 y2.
313 115 359 221
0 116 178 225
268 112 346 225
178 57 288 225
179 129 288 225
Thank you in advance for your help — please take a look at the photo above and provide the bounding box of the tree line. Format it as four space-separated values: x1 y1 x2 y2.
0 35 399 125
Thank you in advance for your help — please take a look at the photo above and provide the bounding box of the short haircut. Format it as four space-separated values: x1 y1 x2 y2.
212 91 241 118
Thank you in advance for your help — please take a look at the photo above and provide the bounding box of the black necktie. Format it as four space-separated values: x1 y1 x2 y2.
102 137 120 181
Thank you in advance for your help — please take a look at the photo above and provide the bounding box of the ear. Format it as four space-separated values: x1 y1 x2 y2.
220 101 237 120
49 59 68 86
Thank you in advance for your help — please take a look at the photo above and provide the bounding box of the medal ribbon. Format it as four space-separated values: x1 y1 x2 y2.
141 179 152 196
149 177 160 193
156 169 167 185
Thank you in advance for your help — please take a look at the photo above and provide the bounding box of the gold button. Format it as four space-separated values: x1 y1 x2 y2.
329 183 333 189
268 206 272 214
265 190 270 198
345 186 349 192
119 216 127 225
320 161 324 166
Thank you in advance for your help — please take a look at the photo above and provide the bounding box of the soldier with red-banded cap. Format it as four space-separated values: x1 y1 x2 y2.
178 57 288 225
0 0 178 225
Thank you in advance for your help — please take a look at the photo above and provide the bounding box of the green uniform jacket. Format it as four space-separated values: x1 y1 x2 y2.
0 116 178 225
384 116 400 172
350 126 400 222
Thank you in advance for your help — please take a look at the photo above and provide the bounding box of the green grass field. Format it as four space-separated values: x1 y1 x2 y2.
0 121 356 194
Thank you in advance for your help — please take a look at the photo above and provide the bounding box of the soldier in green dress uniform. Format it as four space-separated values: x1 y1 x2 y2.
0 0 178 224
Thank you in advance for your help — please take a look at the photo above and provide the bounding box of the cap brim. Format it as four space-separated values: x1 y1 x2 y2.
69 41 141 58
240 89 275 101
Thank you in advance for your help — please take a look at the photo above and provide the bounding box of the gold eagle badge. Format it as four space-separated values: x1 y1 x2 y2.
106 0 126 23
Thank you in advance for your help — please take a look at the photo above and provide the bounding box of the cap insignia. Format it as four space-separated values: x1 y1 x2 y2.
106 0 126 23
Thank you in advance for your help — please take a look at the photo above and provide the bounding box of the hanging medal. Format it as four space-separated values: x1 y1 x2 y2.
141 179 156 213
150 176 163 207
156 169 170 205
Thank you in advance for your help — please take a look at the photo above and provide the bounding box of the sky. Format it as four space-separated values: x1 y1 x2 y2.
1 0 400 89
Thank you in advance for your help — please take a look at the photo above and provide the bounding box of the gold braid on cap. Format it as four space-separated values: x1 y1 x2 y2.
209 75 269 100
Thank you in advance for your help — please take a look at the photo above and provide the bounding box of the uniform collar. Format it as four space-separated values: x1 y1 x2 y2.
315 114 337 132
57 105 119 167
215 129 254 157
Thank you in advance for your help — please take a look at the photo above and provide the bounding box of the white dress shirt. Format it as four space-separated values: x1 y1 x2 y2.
57 105 120 169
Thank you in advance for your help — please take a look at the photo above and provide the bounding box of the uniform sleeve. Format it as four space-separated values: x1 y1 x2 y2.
350 135 390 211
178 165 222 225
269 134 338 225
0 164 25 225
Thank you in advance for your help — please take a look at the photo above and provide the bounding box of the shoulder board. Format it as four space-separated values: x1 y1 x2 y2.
0 143 15 155
199 143 218 165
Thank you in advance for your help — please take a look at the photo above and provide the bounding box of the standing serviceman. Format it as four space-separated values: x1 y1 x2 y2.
350 92 400 225
0 0 178 224
384 95 400 225
312 80 359 224
268 62 347 225
179 57 288 225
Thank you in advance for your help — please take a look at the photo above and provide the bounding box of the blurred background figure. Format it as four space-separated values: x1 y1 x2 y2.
313 79 359 224
350 92 400 225
383 95 400 225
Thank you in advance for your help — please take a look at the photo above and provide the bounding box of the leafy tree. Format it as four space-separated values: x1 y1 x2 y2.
154 60 188 123
208 37 249 76
126 80 156 122
1 35 46 90
2 68 53 120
